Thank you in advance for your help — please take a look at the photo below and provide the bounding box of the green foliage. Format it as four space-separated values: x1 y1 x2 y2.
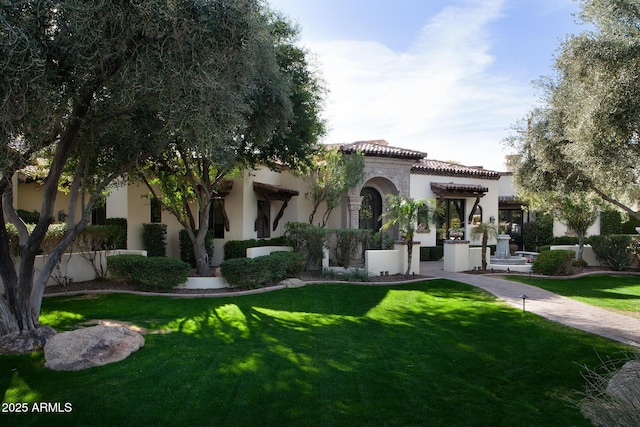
304 146 365 227
330 229 371 268
107 255 189 290
590 235 634 271
381 195 434 275
600 209 622 235
141 224 167 257
4 223 67 256
220 251 304 288
621 212 640 234
506 1 640 221
16 209 40 224
284 222 327 271
223 236 290 260
77 225 126 251
420 246 444 261
179 229 214 268
365 230 394 250
104 218 127 248
523 214 554 251
551 236 580 245
532 250 575 276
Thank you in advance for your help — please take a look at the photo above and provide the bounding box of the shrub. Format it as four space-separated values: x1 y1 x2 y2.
420 246 444 261
17 209 40 224
220 251 304 288
179 229 214 267
532 250 575 276
104 218 127 249
223 236 290 260
590 235 633 271
551 236 580 246
107 254 189 290
600 209 622 235
523 214 553 251
331 229 370 267
284 222 327 271
142 223 167 257
538 245 551 252
365 231 394 250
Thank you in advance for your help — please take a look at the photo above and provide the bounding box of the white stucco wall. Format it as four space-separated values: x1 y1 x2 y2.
409 173 500 248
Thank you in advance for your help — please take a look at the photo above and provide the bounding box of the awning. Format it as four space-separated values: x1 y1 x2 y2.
253 182 299 231
430 182 488 197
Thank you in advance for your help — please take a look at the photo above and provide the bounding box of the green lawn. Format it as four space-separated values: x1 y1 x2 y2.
1 280 630 426
508 274 640 314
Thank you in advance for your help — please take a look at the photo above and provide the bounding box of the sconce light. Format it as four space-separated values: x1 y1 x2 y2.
57 210 67 222
489 215 495 224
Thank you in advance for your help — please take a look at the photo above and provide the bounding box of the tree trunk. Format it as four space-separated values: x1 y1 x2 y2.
405 237 413 276
481 232 488 270
194 228 211 276
577 233 585 260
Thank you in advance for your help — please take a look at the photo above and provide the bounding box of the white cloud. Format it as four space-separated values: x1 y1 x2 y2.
307 0 532 170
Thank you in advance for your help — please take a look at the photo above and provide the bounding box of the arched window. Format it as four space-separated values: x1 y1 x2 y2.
359 187 382 232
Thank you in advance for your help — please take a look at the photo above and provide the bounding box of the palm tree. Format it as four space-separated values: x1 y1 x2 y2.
380 195 434 276
471 222 499 270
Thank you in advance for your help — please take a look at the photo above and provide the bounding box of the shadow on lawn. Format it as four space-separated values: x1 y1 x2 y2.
1 280 626 426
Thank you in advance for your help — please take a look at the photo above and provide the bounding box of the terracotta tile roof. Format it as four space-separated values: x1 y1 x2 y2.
338 140 427 160
412 159 500 180
431 182 489 195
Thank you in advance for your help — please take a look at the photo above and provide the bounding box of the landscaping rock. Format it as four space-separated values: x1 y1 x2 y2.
280 278 305 288
44 325 144 371
607 360 640 408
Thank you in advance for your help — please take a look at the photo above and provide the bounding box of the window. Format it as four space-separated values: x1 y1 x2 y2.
472 205 482 226
359 187 382 232
208 199 225 238
150 198 162 223
436 198 465 240
256 200 270 238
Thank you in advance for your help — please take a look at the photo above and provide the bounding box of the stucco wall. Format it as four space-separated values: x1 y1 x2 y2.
409 173 500 248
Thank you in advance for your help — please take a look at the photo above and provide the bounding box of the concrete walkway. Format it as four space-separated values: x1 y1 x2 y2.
421 261 640 348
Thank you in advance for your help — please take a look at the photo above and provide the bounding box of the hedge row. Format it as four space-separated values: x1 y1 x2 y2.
223 236 290 260
220 251 304 289
420 246 444 261
107 254 189 290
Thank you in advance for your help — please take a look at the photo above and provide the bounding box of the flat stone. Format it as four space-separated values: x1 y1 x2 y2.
44 325 144 371
279 278 305 288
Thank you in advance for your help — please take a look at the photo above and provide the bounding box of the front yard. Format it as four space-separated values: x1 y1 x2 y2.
1 280 631 426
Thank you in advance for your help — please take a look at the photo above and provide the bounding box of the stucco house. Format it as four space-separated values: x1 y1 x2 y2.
13 139 533 266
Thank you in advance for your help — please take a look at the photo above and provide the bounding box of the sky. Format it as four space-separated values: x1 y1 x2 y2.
267 0 586 171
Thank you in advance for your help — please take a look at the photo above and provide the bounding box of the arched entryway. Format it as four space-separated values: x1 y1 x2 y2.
359 187 383 232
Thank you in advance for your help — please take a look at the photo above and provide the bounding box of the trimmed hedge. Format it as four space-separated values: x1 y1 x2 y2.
104 218 127 249
532 250 575 276
223 236 290 260
107 254 189 290
179 229 214 268
420 246 444 261
142 223 167 257
220 251 304 288
590 234 633 271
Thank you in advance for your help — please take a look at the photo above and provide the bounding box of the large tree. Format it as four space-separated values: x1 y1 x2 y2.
137 14 326 276
0 0 286 352
506 0 640 219
304 146 365 228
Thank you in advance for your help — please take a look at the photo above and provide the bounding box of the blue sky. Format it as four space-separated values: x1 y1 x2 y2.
267 0 585 170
